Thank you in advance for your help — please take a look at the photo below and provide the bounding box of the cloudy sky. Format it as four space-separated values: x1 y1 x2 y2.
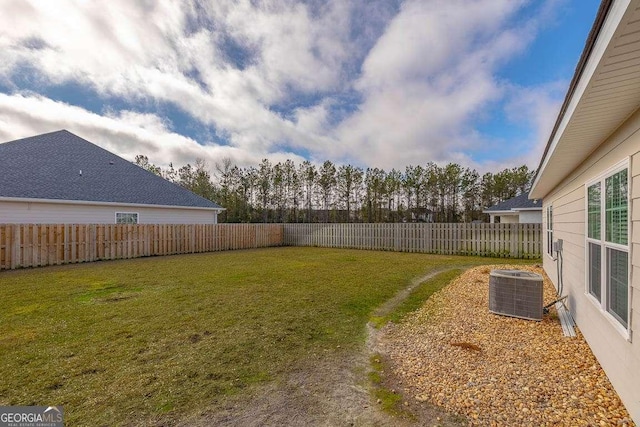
0 0 599 173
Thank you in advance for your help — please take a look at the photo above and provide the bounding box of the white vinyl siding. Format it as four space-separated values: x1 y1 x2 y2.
539 107 640 422
518 210 543 223
0 200 218 224
495 214 519 224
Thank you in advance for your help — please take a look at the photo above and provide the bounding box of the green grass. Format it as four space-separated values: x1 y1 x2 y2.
369 353 415 419
371 268 465 328
0 247 535 425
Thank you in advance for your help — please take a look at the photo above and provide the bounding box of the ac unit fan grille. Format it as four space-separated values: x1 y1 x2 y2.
489 270 543 321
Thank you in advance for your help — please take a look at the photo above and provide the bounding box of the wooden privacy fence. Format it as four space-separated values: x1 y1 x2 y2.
0 223 283 270
283 223 541 259
0 222 541 271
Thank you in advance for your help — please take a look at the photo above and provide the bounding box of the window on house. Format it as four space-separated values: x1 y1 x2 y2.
546 205 553 256
116 212 139 224
586 164 629 330
587 182 601 301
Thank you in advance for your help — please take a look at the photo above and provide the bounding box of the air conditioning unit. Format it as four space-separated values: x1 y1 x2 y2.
489 270 543 321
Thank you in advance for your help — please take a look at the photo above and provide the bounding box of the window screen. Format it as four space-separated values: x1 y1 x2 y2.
605 169 628 245
607 248 628 328
587 182 601 240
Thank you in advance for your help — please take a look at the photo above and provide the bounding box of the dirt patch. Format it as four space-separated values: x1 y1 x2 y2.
94 292 138 303
180 268 466 427
189 333 202 344
180 351 397 426
370 269 450 320
180 347 464 427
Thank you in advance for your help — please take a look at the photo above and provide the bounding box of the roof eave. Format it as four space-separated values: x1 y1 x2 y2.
512 207 543 212
0 196 226 212
530 0 619 199
483 210 519 215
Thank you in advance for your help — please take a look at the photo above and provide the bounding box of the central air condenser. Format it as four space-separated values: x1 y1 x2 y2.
489 270 543 321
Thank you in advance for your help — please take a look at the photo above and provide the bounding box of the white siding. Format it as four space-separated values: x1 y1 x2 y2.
489 213 519 224
499 214 519 224
518 210 542 223
542 107 640 422
0 200 218 224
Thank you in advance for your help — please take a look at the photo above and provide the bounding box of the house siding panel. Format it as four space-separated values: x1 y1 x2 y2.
632 243 640 267
553 188 584 211
541 107 640 422
633 198 640 221
552 220 585 235
633 266 640 313
562 241 585 265
633 221 640 243
554 205 583 222
0 201 218 224
632 174 640 198
517 211 542 223
499 215 519 224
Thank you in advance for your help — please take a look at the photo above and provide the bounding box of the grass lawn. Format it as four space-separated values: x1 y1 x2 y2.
0 247 534 425
372 268 466 328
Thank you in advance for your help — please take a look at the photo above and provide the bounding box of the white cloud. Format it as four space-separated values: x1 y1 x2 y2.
0 93 306 171
503 81 566 167
357 0 526 90
0 0 356 152
331 0 540 169
0 0 572 172
287 0 552 169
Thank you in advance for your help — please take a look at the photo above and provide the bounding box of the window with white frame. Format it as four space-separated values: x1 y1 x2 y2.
116 212 139 224
586 162 629 330
546 205 553 257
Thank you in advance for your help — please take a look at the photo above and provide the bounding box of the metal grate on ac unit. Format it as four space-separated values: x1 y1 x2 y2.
489 270 543 321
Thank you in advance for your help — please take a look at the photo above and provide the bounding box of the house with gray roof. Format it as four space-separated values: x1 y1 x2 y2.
0 130 224 224
483 192 542 224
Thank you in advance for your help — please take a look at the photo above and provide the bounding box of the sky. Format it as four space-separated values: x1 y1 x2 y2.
0 0 601 174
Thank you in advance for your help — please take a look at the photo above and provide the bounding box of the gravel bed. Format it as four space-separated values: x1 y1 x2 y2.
382 265 635 426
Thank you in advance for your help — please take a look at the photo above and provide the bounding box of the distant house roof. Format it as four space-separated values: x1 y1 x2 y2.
483 192 542 213
0 130 223 210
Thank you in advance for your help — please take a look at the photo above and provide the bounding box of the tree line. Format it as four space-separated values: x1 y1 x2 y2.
135 155 534 223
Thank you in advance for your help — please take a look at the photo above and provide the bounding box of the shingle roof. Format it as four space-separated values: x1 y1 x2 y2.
484 192 541 212
0 130 223 209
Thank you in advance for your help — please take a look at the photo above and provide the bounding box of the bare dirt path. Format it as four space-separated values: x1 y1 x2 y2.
369 268 450 322
180 268 464 427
